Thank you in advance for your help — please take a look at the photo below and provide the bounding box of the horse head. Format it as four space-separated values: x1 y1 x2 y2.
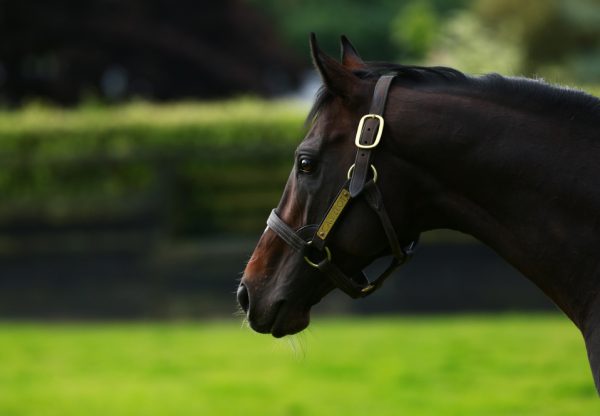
237 35 420 337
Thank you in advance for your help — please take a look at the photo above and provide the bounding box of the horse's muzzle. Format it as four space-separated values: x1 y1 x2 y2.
236 283 250 313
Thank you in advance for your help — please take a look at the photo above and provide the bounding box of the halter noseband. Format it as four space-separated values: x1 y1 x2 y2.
266 75 419 299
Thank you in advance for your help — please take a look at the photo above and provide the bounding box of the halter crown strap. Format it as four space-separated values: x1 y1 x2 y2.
349 74 395 197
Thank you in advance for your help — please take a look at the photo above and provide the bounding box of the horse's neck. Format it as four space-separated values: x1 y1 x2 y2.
388 85 600 328
388 84 600 392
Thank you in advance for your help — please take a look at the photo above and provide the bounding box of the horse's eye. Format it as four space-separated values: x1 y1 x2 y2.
298 157 316 174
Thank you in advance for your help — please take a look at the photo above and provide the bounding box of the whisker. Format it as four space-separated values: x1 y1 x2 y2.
240 316 249 329
233 305 249 330
232 308 246 318
284 331 309 359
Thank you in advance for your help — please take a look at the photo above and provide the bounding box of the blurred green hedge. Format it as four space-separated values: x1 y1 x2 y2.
1 86 598 240
0 100 307 237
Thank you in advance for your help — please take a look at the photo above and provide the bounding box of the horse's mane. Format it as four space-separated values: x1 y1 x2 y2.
308 62 600 124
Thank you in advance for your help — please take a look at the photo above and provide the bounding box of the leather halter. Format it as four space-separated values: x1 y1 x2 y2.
266 75 419 299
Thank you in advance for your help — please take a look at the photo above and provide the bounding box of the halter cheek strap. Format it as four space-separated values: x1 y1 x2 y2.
265 75 419 299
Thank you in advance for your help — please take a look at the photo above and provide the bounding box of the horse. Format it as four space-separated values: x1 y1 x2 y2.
237 34 600 392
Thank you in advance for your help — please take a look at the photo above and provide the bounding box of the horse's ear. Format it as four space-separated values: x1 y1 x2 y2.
340 35 366 70
310 33 362 101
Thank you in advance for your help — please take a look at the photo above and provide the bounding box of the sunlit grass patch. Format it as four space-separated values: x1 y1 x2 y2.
0 314 597 416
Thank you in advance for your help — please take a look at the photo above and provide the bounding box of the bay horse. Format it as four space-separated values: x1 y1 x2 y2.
237 34 600 392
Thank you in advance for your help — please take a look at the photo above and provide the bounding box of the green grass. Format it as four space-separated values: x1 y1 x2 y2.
0 315 598 415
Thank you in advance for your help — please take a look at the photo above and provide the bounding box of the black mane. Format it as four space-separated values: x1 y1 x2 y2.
356 62 468 84
308 62 600 124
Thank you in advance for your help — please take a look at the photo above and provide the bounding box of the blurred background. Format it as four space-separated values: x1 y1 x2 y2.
1 0 600 414
2 0 599 319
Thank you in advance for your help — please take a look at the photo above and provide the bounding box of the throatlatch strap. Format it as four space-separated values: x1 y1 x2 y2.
316 259 370 299
349 75 395 197
363 183 406 262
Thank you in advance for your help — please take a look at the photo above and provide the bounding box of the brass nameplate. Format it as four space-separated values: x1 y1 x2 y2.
316 189 351 240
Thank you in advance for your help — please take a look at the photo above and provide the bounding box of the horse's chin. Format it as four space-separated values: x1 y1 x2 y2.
247 300 313 338
271 310 310 338
270 303 311 338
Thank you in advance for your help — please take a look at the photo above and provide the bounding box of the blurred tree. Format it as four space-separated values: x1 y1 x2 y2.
390 1 440 60
250 0 468 63
430 0 599 82
0 0 301 105
429 10 522 75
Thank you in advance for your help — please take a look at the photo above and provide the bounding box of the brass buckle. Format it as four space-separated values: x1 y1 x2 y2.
304 241 332 268
355 114 384 149
361 284 375 293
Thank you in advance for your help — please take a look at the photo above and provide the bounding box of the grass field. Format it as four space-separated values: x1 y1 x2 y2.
0 315 598 415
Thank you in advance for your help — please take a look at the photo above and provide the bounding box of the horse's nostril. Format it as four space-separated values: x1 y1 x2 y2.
237 283 250 313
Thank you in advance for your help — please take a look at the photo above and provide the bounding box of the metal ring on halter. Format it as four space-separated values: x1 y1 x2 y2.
304 241 332 268
361 284 376 293
347 164 378 182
